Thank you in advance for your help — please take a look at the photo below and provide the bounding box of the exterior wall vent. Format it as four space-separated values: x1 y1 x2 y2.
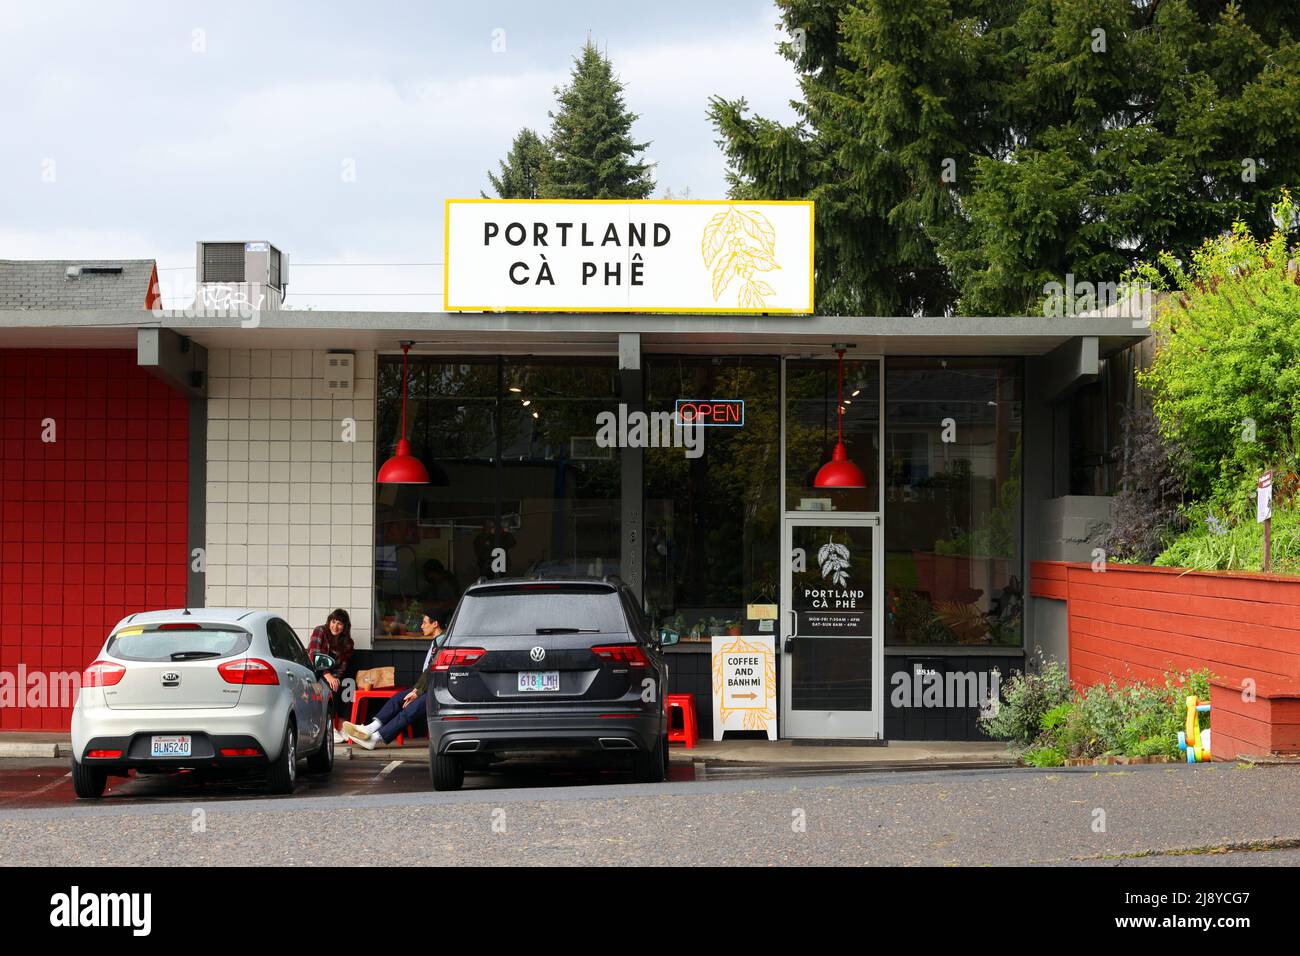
325 351 354 397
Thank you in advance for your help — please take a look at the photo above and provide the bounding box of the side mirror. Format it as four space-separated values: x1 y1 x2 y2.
658 628 680 647
312 653 336 676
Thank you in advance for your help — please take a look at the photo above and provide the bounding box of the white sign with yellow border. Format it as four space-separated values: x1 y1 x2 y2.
444 199 814 314
711 633 778 741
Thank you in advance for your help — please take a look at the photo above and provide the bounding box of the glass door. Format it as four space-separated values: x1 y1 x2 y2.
780 516 882 739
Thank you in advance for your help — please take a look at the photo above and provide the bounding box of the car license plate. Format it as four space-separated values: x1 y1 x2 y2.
517 671 560 692
151 735 191 757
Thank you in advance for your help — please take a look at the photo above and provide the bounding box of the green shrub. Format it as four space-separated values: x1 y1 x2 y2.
979 650 1071 743
1137 190 1300 518
1016 668 1214 763
1022 744 1066 767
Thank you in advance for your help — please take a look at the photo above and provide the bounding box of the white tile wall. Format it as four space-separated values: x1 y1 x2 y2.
205 349 376 647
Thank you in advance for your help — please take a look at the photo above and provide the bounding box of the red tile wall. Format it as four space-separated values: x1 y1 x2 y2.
0 350 190 731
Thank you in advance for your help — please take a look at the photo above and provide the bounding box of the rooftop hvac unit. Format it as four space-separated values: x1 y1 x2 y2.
194 240 288 314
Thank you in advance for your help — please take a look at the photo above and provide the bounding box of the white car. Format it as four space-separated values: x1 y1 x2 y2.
70 608 337 798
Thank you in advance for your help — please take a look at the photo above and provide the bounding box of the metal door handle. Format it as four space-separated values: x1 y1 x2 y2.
783 609 797 653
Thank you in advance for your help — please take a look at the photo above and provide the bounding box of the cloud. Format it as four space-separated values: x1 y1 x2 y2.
0 2 804 310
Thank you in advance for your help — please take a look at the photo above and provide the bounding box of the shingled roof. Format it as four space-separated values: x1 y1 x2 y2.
0 259 159 310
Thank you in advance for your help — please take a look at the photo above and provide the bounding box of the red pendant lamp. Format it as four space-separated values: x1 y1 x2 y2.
377 342 430 485
814 348 867 489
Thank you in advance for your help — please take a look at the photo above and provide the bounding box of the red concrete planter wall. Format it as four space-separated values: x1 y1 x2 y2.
0 350 190 731
1029 561 1300 760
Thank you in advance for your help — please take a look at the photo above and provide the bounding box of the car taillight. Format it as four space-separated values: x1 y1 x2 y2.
217 658 279 685
433 647 485 671
219 747 260 757
441 715 478 721
591 644 648 667
83 661 126 687
85 749 122 759
159 623 201 630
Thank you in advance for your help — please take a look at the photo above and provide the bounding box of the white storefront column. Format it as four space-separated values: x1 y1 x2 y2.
203 348 376 648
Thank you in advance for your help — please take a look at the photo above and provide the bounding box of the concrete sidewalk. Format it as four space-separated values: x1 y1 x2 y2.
336 735 1018 768
0 731 1018 768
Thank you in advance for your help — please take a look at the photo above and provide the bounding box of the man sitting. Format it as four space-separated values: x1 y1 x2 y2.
342 615 443 749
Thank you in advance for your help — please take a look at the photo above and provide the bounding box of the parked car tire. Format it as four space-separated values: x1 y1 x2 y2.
306 714 334 774
71 758 107 799
429 749 464 791
265 722 297 795
632 732 667 783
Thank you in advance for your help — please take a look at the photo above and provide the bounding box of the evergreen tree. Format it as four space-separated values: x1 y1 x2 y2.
485 128 550 199
540 41 654 199
709 0 1300 316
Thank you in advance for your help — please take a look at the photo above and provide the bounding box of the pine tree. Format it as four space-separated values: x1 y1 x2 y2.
710 0 1300 316
540 41 654 199
484 128 550 199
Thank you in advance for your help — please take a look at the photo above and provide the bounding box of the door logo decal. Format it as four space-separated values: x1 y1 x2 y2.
529 646 546 662
818 540 850 587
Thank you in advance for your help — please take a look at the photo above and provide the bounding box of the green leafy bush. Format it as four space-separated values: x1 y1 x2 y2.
1007 668 1213 765
978 651 1071 744
1137 190 1300 519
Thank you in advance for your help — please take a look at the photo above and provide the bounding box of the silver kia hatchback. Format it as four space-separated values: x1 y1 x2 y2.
70 608 337 798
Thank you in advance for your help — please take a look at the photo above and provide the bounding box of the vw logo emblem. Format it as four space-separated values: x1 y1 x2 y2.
529 646 546 662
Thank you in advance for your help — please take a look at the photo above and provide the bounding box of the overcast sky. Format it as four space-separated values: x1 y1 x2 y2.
0 1 801 310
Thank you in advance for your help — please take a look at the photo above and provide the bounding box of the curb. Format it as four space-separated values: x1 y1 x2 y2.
0 742 64 758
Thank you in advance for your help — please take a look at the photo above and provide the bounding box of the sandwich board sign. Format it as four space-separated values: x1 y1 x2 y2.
710 633 777 741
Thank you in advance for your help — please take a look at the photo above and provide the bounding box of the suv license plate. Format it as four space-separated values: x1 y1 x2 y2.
517 671 560 692
151 735 192 757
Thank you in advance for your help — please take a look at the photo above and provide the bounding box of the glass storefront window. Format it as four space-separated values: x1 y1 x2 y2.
643 356 780 640
374 356 620 639
784 358 880 512
883 357 1023 647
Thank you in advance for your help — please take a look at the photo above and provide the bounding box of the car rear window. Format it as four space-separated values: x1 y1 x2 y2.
107 626 252 663
452 586 628 638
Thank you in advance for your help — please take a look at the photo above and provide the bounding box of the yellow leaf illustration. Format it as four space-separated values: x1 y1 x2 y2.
700 207 780 308
735 209 776 256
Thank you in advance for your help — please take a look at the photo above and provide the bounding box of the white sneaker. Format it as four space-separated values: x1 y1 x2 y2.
340 721 369 741
332 727 346 744
352 733 383 750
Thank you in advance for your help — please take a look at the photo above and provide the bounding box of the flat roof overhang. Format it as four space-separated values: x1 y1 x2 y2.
0 309 1149 358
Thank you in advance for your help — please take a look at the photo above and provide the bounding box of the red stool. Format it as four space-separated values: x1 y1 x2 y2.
349 687 410 745
666 694 698 749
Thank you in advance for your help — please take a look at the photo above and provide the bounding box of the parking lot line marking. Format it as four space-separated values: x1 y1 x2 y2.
378 760 403 777
0 771 72 805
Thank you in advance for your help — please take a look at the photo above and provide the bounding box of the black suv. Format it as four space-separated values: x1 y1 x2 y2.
424 578 673 791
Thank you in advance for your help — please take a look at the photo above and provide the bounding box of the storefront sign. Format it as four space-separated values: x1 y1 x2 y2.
675 399 744 426
444 199 814 314
711 634 777 740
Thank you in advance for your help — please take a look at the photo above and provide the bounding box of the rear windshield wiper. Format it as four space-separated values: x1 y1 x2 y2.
534 627 601 634
170 651 222 661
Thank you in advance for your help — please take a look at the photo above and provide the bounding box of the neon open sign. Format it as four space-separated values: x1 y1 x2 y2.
675 399 745 427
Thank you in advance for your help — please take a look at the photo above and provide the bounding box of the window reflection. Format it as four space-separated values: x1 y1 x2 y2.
784 359 879 512
374 356 620 639
884 358 1023 647
643 356 780 641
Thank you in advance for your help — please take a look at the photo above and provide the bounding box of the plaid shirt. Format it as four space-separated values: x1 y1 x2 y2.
307 624 353 676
